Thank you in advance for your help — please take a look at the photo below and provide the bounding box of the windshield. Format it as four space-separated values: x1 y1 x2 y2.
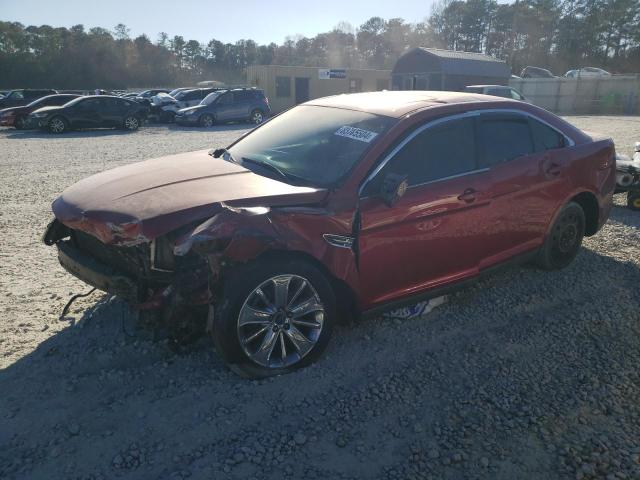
228 105 395 187
168 89 182 97
174 90 192 100
202 91 224 105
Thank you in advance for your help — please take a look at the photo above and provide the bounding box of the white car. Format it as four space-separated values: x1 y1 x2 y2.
565 67 611 78
463 85 528 102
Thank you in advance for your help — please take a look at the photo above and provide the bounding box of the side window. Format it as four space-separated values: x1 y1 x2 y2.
77 99 100 110
217 93 233 105
382 117 477 187
233 91 250 102
183 90 201 101
487 88 510 98
276 76 291 97
529 118 565 152
479 115 534 167
510 89 524 100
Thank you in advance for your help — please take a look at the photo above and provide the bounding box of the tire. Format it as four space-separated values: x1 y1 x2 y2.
212 257 336 378
199 114 214 128
14 116 26 130
48 116 67 134
123 115 140 131
537 201 585 270
628 191 640 211
250 109 264 125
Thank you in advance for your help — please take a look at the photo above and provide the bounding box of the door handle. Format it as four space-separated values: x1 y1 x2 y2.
457 188 477 203
545 162 562 176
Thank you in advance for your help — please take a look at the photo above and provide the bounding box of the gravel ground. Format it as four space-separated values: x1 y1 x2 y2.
1 117 639 480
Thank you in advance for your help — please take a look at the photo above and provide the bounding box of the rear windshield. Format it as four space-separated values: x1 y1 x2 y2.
228 105 396 187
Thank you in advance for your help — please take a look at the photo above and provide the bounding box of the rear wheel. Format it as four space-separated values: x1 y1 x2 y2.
250 109 264 125
14 116 26 130
123 116 140 131
212 257 336 378
537 202 585 270
628 191 640 211
48 116 67 134
199 114 214 127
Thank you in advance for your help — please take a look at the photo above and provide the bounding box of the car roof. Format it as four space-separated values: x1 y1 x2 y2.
465 85 510 88
306 90 511 118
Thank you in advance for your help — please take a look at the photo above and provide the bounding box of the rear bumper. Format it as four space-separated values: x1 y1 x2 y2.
57 240 139 301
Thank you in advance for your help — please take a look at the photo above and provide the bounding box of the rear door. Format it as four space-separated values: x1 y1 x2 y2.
476 112 566 265
101 98 128 126
229 91 252 120
357 114 495 306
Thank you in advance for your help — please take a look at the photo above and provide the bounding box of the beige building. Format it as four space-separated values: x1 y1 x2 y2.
246 65 391 113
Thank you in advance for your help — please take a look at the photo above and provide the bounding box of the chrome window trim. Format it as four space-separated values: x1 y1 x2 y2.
358 108 575 197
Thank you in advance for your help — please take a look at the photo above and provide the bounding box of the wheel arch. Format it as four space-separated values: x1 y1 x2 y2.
230 248 358 324
569 191 599 236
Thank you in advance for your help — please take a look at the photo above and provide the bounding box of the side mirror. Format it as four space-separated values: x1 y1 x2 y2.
380 173 409 207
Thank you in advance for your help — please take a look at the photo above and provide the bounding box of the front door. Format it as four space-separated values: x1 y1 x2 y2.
357 115 494 307
72 98 103 128
295 78 309 104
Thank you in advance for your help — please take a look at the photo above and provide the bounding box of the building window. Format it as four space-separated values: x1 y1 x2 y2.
376 79 389 91
276 76 291 97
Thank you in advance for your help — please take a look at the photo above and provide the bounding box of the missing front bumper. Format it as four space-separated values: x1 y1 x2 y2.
57 240 139 301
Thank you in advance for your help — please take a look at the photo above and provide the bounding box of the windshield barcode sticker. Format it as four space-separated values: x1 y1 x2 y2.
334 126 378 143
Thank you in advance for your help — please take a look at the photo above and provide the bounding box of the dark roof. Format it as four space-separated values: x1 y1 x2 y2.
393 47 511 78
307 90 516 118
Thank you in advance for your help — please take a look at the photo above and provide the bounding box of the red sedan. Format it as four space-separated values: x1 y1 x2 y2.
44 91 616 377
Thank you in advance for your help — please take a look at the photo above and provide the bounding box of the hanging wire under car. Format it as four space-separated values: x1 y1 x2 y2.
59 287 97 320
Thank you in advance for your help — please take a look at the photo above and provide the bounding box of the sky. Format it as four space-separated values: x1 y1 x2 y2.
1 0 438 45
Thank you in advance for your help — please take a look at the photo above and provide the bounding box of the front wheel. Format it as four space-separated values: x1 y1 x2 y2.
628 191 640 211
199 114 214 127
123 116 140 131
48 116 67 134
212 257 336 378
537 202 585 270
250 109 264 125
14 116 26 130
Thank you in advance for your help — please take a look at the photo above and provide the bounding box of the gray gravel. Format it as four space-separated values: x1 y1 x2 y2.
1 117 639 479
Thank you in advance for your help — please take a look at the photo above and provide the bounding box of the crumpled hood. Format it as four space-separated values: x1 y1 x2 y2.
178 105 205 115
52 150 327 245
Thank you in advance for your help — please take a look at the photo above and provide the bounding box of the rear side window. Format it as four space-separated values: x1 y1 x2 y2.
233 91 251 102
384 117 477 186
530 118 565 151
487 88 511 98
479 115 534 167
183 90 202 101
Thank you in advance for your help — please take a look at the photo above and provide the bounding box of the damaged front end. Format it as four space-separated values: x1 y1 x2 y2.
43 203 286 342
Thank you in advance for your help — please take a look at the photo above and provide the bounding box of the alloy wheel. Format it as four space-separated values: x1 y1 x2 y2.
251 111 264 124
237 274 325 369
49 118 65 133
125 117 139 130
201 115 214 127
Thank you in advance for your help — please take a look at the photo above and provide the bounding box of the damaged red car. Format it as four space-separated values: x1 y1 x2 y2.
44 91 616 377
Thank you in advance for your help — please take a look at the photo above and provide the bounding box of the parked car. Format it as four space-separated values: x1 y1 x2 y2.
30 95 148 133
153 88 223 122
463 85 528 102
175 88 271 126
520 66 554 78
0 89 58 108
44 91 616 377
615 142 640 210
0 94 80 129
137 89 170 99
565 67 611 78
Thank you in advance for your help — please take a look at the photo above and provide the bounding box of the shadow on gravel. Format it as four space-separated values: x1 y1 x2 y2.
609 202 640 230
1 249 640 479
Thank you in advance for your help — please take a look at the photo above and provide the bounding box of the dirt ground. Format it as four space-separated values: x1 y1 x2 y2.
1 116 639 480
